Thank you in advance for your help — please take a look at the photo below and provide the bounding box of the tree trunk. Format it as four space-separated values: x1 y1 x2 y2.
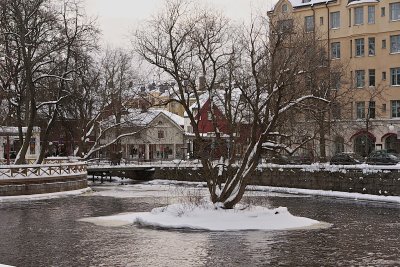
318 114 327 162
36 112 57 164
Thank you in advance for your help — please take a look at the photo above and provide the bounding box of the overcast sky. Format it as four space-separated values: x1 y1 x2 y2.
83 0 277 48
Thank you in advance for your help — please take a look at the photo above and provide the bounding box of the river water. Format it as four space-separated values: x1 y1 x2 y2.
0 181 399 267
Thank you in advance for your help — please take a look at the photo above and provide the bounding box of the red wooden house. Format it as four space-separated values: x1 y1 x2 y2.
187 90 251 159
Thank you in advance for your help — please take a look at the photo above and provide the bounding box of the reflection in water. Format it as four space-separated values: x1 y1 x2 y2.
0 187 399 266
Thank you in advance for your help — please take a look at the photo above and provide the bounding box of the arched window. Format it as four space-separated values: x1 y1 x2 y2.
333 136 344 154
282 4 288 13
354 134 375 156
385 135 400 153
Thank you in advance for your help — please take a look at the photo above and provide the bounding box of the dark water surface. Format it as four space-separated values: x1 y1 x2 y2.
0 185 399 267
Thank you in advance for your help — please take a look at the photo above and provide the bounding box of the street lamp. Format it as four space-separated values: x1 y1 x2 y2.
389 123 395 132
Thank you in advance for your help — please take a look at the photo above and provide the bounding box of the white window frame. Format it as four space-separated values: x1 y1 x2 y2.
356 101 365 119
390 35 400 54
355 38 365 57
355 70 365 88
207 111 212 121
368 101 376 119
354 7 364 25
331 42 341 59
390 2 400 21
158 130 165 139
391 67 400 86
305 16 314 32
391 100 400 118
368 6 375 24
368 37 375 56
330 11 340 29
369 69 375 87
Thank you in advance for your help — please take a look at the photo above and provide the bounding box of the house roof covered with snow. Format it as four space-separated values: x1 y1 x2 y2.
347 0 378 6
287 0 336 8
120 109 184 129
0 126 41 135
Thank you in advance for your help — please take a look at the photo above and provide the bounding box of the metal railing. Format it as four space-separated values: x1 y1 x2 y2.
0 162 87 179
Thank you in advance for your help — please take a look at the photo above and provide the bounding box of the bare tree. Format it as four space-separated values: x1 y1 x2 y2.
0 0 99 164
35 0 99 163
135 0 331 208
62 47 141 160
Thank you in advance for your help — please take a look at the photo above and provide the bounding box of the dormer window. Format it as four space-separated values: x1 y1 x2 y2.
302 0 311 3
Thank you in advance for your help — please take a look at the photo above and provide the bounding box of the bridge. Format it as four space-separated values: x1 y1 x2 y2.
86 160 202 183
87 165 157 182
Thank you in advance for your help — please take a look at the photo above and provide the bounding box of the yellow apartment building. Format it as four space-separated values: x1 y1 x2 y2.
269 0 400 157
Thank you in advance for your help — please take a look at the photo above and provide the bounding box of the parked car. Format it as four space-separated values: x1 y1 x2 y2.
330 152 365 165
263 154 313 165
263 154 291 165
290 154 313 164
366 150 400 165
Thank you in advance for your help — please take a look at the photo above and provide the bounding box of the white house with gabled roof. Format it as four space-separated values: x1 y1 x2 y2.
100 109 185 161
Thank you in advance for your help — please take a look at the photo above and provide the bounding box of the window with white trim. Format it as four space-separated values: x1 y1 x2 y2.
390 35 400 53
390 2 400 21
368 101 376 119
207 111 212 121
305 16 314 32
369 69 375 87
330 11 340 28
368 37 375 56
354 7 364 25
331 42 341 59
355 38 365 56
355 70 365 88
356 101 365 119
391 100 400 118
368 6 375 24
391 67 400 86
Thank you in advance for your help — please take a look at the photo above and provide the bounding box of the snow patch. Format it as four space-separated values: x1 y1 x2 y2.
0 188 92 203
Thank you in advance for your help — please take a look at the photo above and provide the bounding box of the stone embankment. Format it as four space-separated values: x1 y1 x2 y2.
0 162 87 196
152 164 400 196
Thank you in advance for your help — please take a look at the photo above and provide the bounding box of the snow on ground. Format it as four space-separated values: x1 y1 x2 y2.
89 178 400 204
254 186 400 204
79 202 330 231
0 188 92 203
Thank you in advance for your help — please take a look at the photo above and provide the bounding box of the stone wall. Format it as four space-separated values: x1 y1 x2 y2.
153 167 400 196
0 174 88 196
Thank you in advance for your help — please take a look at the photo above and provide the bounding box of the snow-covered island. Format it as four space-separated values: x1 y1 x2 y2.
80 179 331 231
79 203 331 231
